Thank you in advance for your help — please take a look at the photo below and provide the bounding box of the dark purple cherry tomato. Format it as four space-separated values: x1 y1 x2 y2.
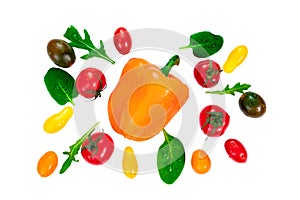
47 39 76 68
113 27 132 55
224 139 247 163
239 91 266 118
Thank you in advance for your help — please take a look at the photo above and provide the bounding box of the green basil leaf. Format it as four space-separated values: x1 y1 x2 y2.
180 31 224 58
157 129 185 184
44 67 78 106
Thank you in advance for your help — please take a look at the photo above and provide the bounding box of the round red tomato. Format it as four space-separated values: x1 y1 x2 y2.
224 139 247 163
81 132 114 165
194 60 221 88
199 105 230 137
113 27 132 55
76 68 106 99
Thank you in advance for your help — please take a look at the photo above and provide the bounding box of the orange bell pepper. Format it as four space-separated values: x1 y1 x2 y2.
108 55 189 141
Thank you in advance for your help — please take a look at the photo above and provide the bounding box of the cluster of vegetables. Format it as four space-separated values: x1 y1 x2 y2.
38 26 129 177
181 32 266 174
37 26 266 184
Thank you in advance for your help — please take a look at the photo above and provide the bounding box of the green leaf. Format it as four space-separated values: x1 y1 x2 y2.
44 67 78 106
179 31 223 58
157 129 185 184
206 82 251 95
63 25 115 64
59 122 100 174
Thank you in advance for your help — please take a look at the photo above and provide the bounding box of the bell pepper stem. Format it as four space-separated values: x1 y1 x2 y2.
160 55 180 76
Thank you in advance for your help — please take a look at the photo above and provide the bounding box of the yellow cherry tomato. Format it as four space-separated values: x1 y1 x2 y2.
191 149 211 174
43 106 73 133
223 45 248 73
37 151 58 177
122 146 138 178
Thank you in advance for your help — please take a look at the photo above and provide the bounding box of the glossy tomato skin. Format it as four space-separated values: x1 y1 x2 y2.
37 151 58 177
191 149 211 174
239 92 266 118
199 105 230 137
76 68 106 99
47 39 76 68
224 139 247 163
81 132 114 165
113 27 132 55
194 60 221 88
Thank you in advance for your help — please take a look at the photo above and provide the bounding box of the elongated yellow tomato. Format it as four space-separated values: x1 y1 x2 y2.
43 106 73 133
122 146 138 178
37 151 58 177
223 45 248 73
191 149 211 174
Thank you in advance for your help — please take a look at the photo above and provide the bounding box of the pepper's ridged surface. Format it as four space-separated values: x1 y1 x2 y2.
108 57 189 141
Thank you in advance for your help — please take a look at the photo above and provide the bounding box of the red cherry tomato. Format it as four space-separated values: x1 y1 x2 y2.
113 27 132 55
76 68 106 99
81 132 114 165
194 60 221 88
199 105 230 137
224 139 247 163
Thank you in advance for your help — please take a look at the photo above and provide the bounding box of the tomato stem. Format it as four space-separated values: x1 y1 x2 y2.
84 131 104 156
201 111 224 135
203 60 222 87
59 122 100 174
82 72 107 100
160 55 180 76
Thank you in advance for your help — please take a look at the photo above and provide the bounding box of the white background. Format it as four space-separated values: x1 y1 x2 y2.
1 0 299 199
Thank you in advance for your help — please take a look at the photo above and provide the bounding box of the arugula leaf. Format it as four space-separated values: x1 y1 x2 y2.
60 122 100 174
157 129 185 184
44 67 78 106
179 31 223 58
64 25 115 64
206 82 251 95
